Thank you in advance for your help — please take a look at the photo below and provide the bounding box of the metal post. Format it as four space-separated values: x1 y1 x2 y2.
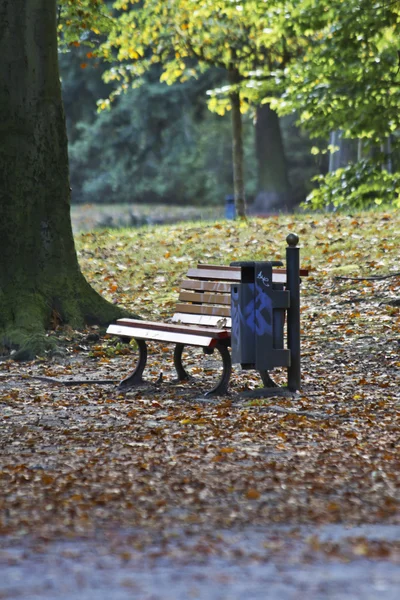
286 233 301 391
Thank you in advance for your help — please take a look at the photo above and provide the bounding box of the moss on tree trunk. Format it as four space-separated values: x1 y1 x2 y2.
0 0 126 359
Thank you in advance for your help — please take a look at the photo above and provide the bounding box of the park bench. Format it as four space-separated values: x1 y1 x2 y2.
107 234 308 396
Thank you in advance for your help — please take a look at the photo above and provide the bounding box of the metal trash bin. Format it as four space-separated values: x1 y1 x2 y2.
230 261 291 371
225 195 236 220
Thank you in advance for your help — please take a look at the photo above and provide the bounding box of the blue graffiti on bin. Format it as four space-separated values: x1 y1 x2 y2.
254 281 273 336
232 282 272 337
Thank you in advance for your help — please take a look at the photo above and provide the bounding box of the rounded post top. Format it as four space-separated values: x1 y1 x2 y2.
286 233 299 247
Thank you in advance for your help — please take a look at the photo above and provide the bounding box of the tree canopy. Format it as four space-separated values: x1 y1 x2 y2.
59 0 400 212
272 0 400 144
102 0 294 93
99 0 306 215
57 0 112 47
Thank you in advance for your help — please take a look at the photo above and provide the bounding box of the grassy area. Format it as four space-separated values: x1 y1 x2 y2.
75 210 400 321
71 202 224 232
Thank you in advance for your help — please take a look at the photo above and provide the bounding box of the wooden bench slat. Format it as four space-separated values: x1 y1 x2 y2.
180 279 231 293
172 313 232 328
187 268 292 284
114 318 230 338
178 290 231 306
187 268 241 281
174 303 231 317
107 324 221 347
197 264 240 272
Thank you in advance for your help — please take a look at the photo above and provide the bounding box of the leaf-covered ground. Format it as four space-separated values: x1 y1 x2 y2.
1 211 400 597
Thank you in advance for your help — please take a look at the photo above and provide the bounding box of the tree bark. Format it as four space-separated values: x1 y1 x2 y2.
328 130 357 172
228 68 246 218
0 0 125 359
252 103 292 213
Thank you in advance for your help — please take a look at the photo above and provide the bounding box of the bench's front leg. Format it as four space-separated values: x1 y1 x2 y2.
173 343 189 382
117 338 148 390
173 343 232 396
258 370 278 388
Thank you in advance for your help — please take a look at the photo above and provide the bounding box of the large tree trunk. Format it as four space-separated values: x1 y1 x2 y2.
228 68 246 218
0 0 125 359
252 103 292 213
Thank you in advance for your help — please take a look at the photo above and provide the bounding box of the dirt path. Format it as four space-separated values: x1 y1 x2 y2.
2 525 400 599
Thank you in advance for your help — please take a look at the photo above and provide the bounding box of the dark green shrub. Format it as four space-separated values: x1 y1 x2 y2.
304 160 400 211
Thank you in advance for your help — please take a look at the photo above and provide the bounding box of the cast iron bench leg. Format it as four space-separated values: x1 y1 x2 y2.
173 343 232 396
259 370 279 388
117 338 148 390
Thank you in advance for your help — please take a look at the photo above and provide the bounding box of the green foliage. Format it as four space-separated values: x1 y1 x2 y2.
57 0 400 212
57 0 113 49
99 0 308 215
273 0 400 144
60 40 319 207
305 160 400 211
261 0 400 211
61 48 319 207
102 0 298 110
66 70 259 205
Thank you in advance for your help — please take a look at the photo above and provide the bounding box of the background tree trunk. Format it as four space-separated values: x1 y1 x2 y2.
228 68 246 218
328 130 358 172
0 0 125 359
252 103 292 213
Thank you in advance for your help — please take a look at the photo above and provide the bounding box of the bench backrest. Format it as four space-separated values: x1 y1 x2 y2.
172 265 237 328
171 264 308 329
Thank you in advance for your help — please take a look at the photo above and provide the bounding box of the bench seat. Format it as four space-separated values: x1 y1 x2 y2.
107 318 230 347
